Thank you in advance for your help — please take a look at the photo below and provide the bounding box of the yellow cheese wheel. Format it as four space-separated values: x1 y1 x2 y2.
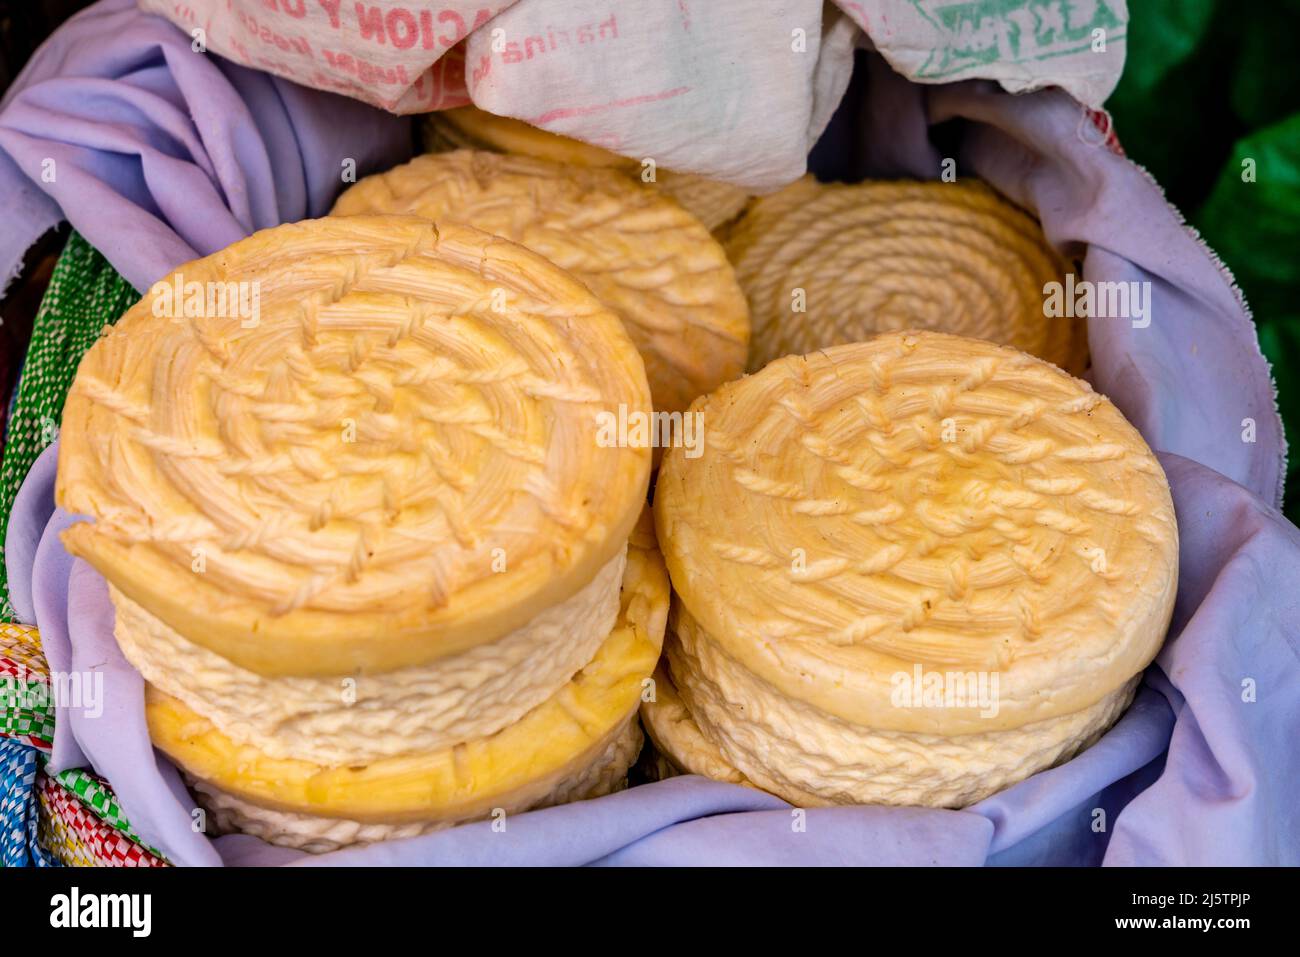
422 105 752 233
57 216 650 676
333 150 750 417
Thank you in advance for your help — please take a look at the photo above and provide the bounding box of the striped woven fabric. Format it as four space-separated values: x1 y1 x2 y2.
1 738 56 866
0 232 167 867
37 774 166 867
1 622 53 751
54 767 163 857
0 230 138 620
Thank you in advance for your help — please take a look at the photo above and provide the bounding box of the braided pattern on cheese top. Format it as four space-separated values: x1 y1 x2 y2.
421 106 753 233
334 151 750 416
57 217 650 677
727 178 1087 373
655 332 1177 734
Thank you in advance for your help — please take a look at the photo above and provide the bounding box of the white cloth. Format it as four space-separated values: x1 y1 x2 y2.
138 0 1128 190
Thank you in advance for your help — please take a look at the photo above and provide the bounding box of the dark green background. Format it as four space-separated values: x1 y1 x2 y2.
1107 0 1300 522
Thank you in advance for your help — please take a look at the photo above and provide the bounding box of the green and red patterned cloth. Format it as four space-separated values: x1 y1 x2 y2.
0 231 165 867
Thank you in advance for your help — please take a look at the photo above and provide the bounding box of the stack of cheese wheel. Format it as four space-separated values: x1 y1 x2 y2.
56 216 669 852
727 178 1088 375
332 149 751 420
423 105 753 236
647 331 1178 808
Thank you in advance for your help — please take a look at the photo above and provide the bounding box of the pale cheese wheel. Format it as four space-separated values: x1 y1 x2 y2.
649 606 1140 808
652 331 1177 806
333 150 750 416
640 662 754 789
57 216 651 677
727 178 1088 373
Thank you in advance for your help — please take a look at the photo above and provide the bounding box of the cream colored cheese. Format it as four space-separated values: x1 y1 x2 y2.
190 716 643 853
639 664 752 788
112 548 626 766
654 332 1178 735
662 610 1139 808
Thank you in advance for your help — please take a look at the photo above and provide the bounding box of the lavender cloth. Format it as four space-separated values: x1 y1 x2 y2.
0 0 411 295
3 4 1297 864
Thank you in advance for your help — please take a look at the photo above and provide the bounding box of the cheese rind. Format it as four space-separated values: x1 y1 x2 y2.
726 179 1087 373
333 151 750 416
188 717 644 853
56 217 651 676
655 332 1178 735
144 523 669 824
111 549 625 765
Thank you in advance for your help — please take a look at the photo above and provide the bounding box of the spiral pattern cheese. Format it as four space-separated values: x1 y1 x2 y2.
727 178 1087 373
57 216 651 677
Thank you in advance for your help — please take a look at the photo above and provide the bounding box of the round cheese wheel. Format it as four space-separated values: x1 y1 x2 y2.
333 150 750 416
652 331 1177 804
727 178 1088 374
57 216 650 676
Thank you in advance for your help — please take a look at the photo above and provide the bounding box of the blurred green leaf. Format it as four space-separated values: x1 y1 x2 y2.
1120 0 1218 94
1195 113 1300 320
1108 0 1241 204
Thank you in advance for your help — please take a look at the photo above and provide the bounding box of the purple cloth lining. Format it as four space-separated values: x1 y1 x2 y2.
2 2 1297 865
0 0 411 295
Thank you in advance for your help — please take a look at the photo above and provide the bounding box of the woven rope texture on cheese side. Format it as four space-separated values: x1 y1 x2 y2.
334 151 750 417
658 607 1141 808
639 662 754 789
420 106 753 234
144 515 669 829
109 548 626 765
726 178 1087 374
655 331 1177 738
56 216 651 677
